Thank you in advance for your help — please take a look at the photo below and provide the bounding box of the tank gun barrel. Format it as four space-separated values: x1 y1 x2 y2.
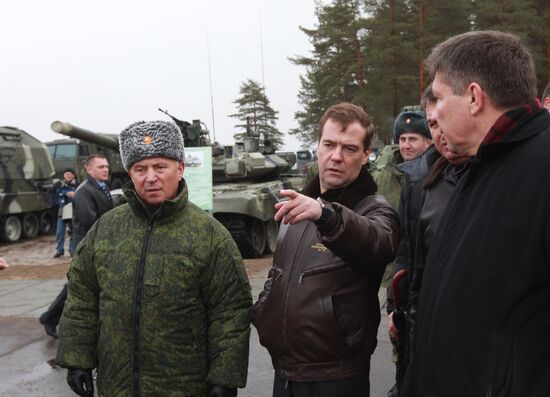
51 121 119 150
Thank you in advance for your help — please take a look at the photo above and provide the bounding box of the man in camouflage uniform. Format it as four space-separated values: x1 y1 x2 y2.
57 120 252 397
371 144 404 211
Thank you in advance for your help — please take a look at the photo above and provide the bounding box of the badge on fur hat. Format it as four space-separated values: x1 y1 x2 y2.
144 135 153 144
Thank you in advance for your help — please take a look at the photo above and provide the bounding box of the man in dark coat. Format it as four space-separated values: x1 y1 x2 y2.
401 31 550 396
253 103 400 397
39 154 113 338
72 154 114 247
385 111 431 397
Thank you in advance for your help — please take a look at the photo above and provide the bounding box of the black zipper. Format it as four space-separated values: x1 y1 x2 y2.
132 220 155 397
281 222 310 354
298 263 348 283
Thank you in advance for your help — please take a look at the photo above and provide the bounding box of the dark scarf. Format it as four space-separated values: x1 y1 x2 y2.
481 98 542 145
302 165 377 210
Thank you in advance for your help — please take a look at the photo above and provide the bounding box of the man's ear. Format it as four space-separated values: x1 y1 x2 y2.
543 97 550 111
178 161 185 179
468 82 484 115
362 147 371 165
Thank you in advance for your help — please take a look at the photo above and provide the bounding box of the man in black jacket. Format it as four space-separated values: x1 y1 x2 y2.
401 31 550 396
71 154 113 247
39 154 113 338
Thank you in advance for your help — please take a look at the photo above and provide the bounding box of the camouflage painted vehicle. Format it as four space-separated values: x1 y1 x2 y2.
50 116 303 258
0 126 56 242
47 121 128 188
210 144 303 258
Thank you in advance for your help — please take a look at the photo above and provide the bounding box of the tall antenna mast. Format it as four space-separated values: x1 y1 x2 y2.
259 11 266 93
259 11 268 137
206 31 216 142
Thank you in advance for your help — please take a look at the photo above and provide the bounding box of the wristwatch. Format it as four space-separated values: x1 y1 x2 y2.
315 197 333 226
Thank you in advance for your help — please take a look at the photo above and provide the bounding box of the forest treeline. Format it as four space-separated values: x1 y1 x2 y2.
289 0 550 146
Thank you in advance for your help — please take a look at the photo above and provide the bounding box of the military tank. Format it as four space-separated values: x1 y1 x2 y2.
0 126 56 242
50 116 303 258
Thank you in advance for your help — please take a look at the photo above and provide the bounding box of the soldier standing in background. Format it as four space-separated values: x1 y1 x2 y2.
52 168 79 258
57 121 251 397
39 154 113 338
385 111 431 397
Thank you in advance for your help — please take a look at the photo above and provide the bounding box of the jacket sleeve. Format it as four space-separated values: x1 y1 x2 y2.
202 236 252 388
56 223 100 369
317 195 400 274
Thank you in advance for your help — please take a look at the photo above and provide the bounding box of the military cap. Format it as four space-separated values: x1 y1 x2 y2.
393 111 430 140
119 120 185 170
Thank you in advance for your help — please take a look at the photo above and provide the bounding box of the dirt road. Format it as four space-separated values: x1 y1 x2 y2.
0 235 273 280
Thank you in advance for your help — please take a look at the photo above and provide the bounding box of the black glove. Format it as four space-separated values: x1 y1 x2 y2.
207 384 237 397
67 368 94 397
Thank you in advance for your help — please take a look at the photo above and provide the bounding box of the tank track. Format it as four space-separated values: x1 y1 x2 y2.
214 214 262 259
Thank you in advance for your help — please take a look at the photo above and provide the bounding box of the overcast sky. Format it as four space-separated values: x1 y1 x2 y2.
1 0 318 151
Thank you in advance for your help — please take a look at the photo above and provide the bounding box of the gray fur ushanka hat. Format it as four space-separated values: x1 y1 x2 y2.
119 120 185 170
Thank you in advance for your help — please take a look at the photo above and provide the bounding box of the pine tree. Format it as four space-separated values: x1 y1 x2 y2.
229 79 284 151
363 0 419 143
474 0 549 94
290 0 368 147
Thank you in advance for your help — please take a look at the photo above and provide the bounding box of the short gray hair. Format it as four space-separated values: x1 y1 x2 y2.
425 31 537 109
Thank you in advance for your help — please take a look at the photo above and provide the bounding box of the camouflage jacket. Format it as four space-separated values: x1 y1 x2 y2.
57 180 252 396
371 147 405 210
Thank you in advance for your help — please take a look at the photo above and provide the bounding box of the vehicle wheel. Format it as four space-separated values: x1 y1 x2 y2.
264 219 279 254
1 215 22 242
39 211 54 235
22 213 40 238
247 218 267 258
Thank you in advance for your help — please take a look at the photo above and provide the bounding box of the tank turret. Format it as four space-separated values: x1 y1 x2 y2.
0 126 56 242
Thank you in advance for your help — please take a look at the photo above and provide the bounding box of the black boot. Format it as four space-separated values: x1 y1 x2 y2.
39 315 59 338
39 283 68 338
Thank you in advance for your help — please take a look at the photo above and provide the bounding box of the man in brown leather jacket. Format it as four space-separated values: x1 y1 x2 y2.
252 102 400 397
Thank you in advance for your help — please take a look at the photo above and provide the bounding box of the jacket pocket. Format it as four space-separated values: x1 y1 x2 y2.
144 258 164 297
298 263 348 283
486 334 514 397
320 295 348 356
331 286 369 355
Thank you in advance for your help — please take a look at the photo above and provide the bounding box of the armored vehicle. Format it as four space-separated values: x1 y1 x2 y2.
47 122 128 188
0 126 56 242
